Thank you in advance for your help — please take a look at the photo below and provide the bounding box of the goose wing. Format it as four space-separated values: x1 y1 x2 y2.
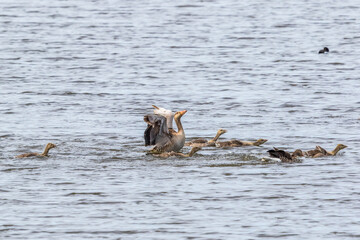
144 114 171 146
153 105 174 129
315 145 328 154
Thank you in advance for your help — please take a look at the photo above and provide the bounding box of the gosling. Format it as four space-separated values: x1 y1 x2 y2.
16 143 57 158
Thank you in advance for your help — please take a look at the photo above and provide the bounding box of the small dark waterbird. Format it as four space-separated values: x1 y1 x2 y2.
318 47 329 54
267 147 302 163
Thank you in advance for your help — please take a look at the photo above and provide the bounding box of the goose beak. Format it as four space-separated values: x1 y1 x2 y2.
152 105 159 109
179 110 187 116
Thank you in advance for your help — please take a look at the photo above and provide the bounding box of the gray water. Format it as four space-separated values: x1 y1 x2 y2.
1 0 360 239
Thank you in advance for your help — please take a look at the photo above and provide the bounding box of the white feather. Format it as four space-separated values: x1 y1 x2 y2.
153 107 174 129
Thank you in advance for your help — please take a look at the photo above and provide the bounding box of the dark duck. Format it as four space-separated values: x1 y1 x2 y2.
267 147 302 163
318 47 329 54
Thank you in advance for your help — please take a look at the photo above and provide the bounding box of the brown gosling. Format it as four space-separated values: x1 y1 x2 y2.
311 144 347 158
292 149 305 157
303 148 321 158
154 146 202 158
216 138 267 148
296 144 347 158
185 129 227 147
16 143 57 158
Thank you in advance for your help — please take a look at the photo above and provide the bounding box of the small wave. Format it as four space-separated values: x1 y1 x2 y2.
328 62 345 65
273 24 297 28
176 5 202 8
64 192 105 196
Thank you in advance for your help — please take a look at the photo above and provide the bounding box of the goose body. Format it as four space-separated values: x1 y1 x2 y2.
216 139 267 148
185 129 227 147
310 144 347 158
16 143 56 158
144 109 187 153
154 146 202 158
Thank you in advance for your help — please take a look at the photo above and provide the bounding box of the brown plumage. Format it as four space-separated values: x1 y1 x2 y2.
154 146 202 158
307 144 347 158
216 139 267 148
144 110 187 153
16 143 57 158
185 129 227 147
304 148 320 157
292 149 305 157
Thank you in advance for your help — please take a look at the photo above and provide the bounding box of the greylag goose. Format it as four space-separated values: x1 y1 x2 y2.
154 146 202 158
144 109 187 153
185 129 227 147
216 139 267 148
16 143 56 158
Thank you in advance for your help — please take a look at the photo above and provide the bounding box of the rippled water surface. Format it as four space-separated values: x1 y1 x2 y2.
1 0 360 239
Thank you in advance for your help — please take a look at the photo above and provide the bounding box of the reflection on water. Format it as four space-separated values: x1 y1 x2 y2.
1 0 360 239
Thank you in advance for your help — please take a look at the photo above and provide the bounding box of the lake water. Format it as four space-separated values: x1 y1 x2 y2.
1 0 360 239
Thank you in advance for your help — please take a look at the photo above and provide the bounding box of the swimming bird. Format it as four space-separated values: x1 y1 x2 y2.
216 139 267 148
185 129 227 147
303 148 320 157
144 109 187 153
154 146 202 158
318 47 329 54
267 147 302 163
291 149 305 157
310 144 347 158
16 143 57 158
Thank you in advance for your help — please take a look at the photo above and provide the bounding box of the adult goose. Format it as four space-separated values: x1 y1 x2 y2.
144 109 187 153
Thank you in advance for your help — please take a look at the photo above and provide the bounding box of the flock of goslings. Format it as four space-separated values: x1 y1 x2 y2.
143 106 347 162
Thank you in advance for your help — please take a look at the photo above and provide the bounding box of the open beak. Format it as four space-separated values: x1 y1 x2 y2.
152 105 159 109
